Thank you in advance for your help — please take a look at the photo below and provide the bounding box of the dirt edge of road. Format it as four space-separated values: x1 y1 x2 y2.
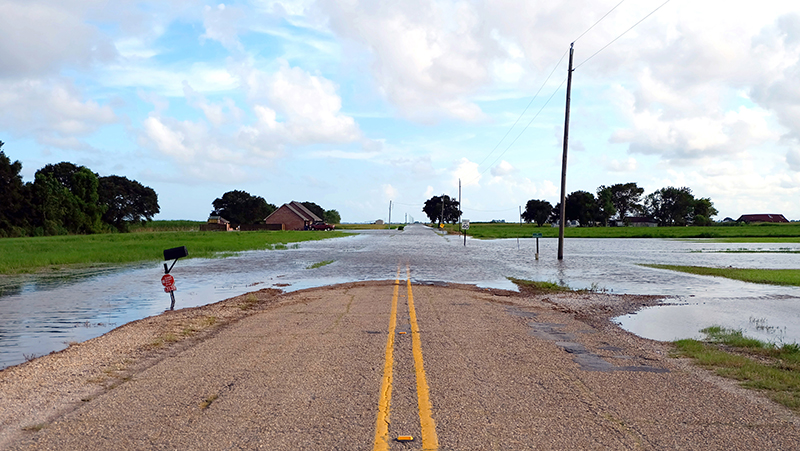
0 281 793 448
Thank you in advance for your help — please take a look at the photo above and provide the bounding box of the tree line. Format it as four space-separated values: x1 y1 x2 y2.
522 182 718 227
0 142 159 237
210 190 341 227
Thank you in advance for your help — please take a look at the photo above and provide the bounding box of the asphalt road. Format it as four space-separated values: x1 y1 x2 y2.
9 271 800 450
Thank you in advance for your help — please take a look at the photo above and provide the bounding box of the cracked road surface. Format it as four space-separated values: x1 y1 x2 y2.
8 273 800 450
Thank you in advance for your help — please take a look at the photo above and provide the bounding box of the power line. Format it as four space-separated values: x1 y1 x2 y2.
575 0 672 70
471 1 630 178
474 49 569 171
573 0 627 43
476 76 567 179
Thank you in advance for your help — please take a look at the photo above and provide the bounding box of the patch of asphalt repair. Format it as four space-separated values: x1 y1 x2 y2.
507 306 669 373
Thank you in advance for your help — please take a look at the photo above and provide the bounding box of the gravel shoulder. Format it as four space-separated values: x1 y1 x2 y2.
2 282 798 449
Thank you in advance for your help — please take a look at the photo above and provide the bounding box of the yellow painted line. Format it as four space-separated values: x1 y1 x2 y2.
407 266 439 450
373 268 400 451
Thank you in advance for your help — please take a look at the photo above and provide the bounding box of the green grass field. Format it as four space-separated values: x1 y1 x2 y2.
675 326 800 412
443 222 800 241
0 230 348 275
642 264 800 287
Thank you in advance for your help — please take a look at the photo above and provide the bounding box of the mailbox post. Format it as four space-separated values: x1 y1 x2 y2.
162 246 188 310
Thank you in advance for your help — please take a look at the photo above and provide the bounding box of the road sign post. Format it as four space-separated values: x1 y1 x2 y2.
162 246 188 310
461 220 470 246
532 233 542 260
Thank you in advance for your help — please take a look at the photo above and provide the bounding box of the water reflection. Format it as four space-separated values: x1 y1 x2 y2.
1 225 799 369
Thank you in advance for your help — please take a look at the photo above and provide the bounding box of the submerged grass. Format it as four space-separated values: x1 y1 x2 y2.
508 277 571 295
306 260 334 269
444 222 800 241
674 326 800 412
641 264 800 287
0 230 347 275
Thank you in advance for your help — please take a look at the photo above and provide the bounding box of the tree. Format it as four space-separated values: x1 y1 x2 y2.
32 163 104 234
565 190 597 226
422 195 461 224
595 186 616 227
644 186 695 226
607 182 644 224
323 209 341 224
0 143 32 236
522 199 553 226
212 190 276 226
301 201 325 220
692 197 718 226
99 175 160 232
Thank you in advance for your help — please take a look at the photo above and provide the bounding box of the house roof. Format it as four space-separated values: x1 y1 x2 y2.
737 214 789 223
265 201 322 222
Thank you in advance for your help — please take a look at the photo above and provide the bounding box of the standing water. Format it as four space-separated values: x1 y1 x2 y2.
1 225 799 369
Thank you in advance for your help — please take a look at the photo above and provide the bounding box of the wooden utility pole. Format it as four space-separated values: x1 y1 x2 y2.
558 43 574 260
440 194 445 226
388 200 392 225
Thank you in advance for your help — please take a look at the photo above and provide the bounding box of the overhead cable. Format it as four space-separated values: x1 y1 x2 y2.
575 0 672 69
572 0 627 43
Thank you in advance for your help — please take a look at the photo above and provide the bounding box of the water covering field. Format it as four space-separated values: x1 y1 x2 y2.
2 224 799 369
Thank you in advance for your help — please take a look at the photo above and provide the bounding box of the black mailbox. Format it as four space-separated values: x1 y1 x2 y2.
164 246 189 261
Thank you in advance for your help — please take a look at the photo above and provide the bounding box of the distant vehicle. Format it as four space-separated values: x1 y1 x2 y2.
310 221 335 231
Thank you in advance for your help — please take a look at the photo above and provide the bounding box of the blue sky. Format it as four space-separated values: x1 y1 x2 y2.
2 0 800 223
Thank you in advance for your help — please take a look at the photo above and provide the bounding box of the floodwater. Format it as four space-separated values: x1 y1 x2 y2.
1 224 799 369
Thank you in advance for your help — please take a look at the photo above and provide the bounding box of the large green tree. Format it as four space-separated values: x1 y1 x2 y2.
644 186 696 226
301 201 325 220
607 182 644 223
212 190 276 226
99 175 160 232
565 190 598 226
323 209 341 224
0 144 32 236
32 163 104 234
595 186 616 227
522 199 553 226
692 197 718 226
422 195 461 224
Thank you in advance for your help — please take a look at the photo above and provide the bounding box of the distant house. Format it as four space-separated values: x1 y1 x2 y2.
611 217 658 227
265 201 322 231
374 220 385 225
200 214 231 231
737 214 789 224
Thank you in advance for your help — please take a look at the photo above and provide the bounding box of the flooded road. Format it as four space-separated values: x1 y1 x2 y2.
2 224 799 369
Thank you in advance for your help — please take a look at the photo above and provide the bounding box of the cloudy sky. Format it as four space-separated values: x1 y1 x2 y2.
2 0 800 223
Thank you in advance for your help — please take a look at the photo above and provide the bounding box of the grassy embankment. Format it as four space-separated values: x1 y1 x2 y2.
0 221 347 275
675 326 800 412
642 264 800 287
443 222 800 241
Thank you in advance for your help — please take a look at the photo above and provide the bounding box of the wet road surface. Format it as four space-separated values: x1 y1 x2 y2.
2 224 800 369
8 278 800 450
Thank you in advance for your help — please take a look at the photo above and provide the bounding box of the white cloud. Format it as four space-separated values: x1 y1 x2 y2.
452 158 481 187
0 79 116 147
490 160 516 177
317 0 498 122
382 184 398 200
201 3 245 52
603 157 638 173
0 1 117 78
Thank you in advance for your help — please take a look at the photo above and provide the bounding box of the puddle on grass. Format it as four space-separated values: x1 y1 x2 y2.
2 225 800 369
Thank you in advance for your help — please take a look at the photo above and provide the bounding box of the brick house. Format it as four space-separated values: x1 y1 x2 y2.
264 201 322 231
737 214 790 224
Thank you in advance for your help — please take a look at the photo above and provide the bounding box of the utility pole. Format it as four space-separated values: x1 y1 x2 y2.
388 200 392 225
440 194 445 226
458 179 462 224
558 43 574 260
519 206 522 226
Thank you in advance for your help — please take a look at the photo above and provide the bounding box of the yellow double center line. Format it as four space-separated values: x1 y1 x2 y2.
373 265 439 451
